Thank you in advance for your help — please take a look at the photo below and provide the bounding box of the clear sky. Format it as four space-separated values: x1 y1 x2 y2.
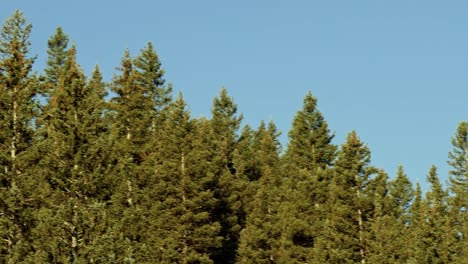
2 1 467 190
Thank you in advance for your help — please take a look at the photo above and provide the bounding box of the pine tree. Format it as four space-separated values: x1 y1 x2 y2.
423 165 456 263
30 47 111 263
365 169 412 263
70 66 116 262
140 94 222 263
133 42 172 141
106 44 171 262
389 165 414 222
323 131 375 264
408 182 426 264
375 165 414 262
44 27 69 87
448 122 468 193
0 10 38 262
133 42 170 114
279 92 337 262
209 88 244 264
408 166 455 264
237 120 283 263
447 121 467 261
284 91 336 171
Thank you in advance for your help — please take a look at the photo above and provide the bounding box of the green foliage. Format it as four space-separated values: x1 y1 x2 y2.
0 10 37 262
237 121 283 263
276 92 338 263
141 94 221 263
45 27 69 86
284 92 336 171
323 131 375 264
208 88 245 264
447 122 467 262
0 10 465 263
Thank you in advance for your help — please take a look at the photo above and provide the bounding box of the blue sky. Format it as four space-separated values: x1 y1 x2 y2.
2 1 466 189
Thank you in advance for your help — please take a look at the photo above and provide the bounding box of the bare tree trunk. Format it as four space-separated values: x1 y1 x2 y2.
127 180 133 206
11 97 17 184
356 185 366 264
181 153 188 264
71 205 78 264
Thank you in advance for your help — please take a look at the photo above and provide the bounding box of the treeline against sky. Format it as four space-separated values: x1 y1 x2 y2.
0 11 466 263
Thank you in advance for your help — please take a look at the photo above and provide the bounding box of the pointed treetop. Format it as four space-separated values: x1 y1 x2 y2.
134 42 165 87
448 121 468 191
335 130 371 174
0 9 35 90
389 165 414 214
285 91 336 170
91 64 102 80
87 64 108 99
426 165 446 202
173 91 188 109
0 10 32 53
211 87 243 128
116 49 133 74
45 26 69 84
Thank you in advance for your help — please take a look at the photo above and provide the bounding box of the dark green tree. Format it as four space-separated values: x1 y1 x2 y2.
209 88 244 264
408 182 426 264
365 169 412 263
370 165 414 263
423 166 456 264
389 165 414 222
141 94 222 263
322 131 375 264
447 121 467 261
106 44 172 262
279 92 337 262
0 10 38 262
31 47 111 263
237 120 284 263
134 42 171 115
284 92 336 170
408 166 455 264
44 27 69 87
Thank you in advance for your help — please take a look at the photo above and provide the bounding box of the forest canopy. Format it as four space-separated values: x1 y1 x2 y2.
0 10 466 263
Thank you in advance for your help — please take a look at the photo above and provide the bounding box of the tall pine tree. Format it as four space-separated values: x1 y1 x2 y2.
141 94 222 263
209 88 244 264
0 10 38 262
323 131 375 264
237 121 284 263
280 92 337 262
447 121 467 261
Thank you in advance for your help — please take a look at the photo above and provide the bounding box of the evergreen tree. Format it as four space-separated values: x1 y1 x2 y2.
209 88 244 264
279 92 337 262
408 182 426 264
133 42 170 114
448 122 468 193
44 27 69 87
447 121 467 261
323 131 375 264
237 120 283 263
106 44 171 262
365 169 412 263
0 10 38 262
375 165 414 262
31 47 111 263
409 166 456 264
141 94 221 263
389 165 414 221
284 91 336 171
423 165 456 263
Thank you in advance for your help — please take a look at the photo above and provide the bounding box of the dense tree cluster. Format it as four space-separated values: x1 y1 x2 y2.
0 11 466 263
